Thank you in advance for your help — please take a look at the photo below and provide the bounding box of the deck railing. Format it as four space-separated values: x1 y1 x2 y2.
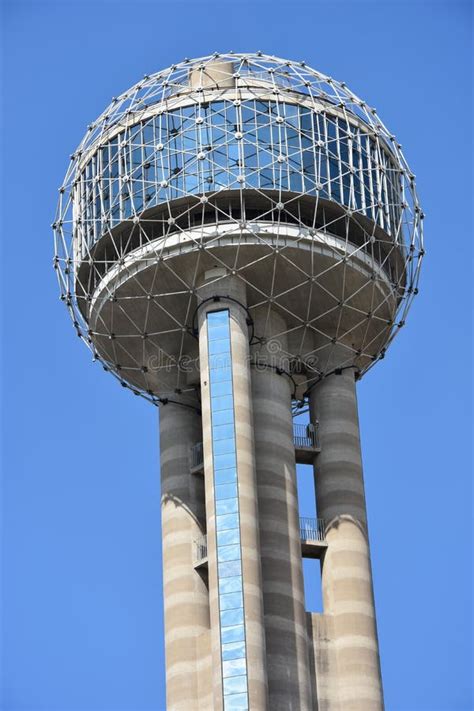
194 534 208 564
194 522 324 566
299 517 326 542
293 423 318 449
192 426 317 472
191 442 204 469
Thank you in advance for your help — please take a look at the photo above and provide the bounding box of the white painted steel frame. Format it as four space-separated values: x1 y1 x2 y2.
53 53 424 405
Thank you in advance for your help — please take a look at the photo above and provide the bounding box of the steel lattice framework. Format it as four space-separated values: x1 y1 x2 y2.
53 52 424 407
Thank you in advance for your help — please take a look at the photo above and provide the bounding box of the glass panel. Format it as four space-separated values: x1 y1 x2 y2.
211 381 233 399
224 692 248 710
221 624 245 644
215 467 238 485
213 423 235 441
222 641 246 661
209 337 231 355
222 658 247 678
220 607 244 627
216 511 239 530
215 482 238 501
210 366 232 384
211 395 234 412
219 576 243 595
208 324 231 341
209 354 232 370
214 452 237 471
212 408 234 426
213 437 236 456
208 309 229 325
216 499 239 516
219 591 243 610
217 528 240 547
218 560 242 579
217 544 241 563
223 675 248 696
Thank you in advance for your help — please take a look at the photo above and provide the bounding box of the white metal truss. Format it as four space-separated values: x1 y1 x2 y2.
53 52 424 407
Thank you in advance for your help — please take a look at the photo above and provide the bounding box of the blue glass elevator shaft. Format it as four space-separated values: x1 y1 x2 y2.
207 309 249 711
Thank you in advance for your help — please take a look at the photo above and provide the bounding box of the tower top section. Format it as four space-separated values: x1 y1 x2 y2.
54 53 424 405
65 53 417 161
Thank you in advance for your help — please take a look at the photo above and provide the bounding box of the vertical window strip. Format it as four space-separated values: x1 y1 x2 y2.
207 310 249 711
79 173 86 258
93 152 100 244
381 150 391 234
366 136 376 222
336 118 347 206
346 126 357 210
355 130 366 213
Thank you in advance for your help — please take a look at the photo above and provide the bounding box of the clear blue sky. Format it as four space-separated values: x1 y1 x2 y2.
1 1 472 710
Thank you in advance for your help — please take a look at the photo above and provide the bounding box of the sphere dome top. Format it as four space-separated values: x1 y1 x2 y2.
74 52 403 162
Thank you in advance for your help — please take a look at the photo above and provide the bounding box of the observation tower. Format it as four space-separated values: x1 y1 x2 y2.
54 53 423 711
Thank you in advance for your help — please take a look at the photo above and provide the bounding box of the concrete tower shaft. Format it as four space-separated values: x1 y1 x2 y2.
159 402 210 708
156 271 385 710
309 369 383 709
250 308 312 708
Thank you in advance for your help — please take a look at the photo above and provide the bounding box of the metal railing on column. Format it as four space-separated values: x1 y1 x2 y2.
293 423 319 449
299 517 326 542
190 441 204 470
194 534 208 565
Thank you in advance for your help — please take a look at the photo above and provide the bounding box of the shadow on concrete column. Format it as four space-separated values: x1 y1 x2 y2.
159 400 211 710
251 307 313 710
309 369 384 711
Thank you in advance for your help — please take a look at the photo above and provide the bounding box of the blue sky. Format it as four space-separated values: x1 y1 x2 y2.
1 1 472 710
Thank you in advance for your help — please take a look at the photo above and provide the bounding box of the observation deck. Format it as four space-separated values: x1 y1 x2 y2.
54 52 423 402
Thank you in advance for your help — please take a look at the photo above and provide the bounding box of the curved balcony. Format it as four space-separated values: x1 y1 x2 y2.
190 441 204 474
300 517 327 559
193 534 208 569
293 423 320 463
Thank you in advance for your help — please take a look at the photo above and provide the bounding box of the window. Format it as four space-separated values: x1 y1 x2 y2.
80 99 402 251
207 310 249 710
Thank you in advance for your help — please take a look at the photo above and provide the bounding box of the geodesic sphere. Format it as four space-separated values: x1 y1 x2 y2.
53 52 424 404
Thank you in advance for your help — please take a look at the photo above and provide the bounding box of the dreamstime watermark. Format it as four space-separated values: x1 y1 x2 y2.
146 338 320 375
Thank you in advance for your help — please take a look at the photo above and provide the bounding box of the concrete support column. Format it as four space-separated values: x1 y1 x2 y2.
198 271 268 711
309 370 384 711
251 308 313 710
159 400 211 711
